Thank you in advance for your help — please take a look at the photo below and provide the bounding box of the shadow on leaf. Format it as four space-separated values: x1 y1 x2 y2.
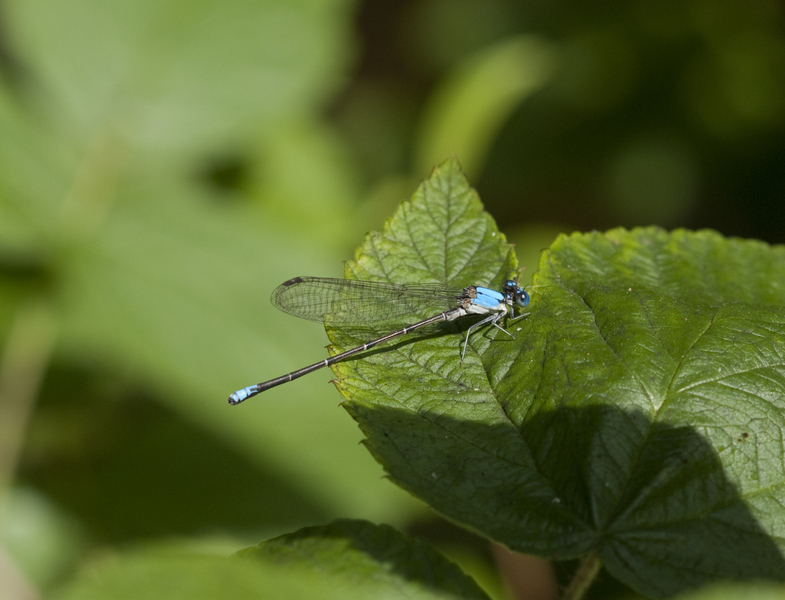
345 400 785 599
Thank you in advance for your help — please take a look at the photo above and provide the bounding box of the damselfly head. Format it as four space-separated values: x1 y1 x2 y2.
502 279 530 308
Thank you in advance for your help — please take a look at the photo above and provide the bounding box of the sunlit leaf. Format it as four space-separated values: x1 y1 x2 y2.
50 543 365 600
334 159 785 598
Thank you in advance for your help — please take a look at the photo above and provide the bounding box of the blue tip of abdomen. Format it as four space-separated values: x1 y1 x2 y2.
228 387 253 405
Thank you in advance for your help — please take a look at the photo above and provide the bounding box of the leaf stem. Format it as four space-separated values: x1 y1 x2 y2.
0 301 57 511
561 551 601 600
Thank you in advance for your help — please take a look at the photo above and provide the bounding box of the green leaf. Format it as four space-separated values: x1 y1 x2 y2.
50 541 370 600
239 519 491 600
672 582 785 600
415 35 557 178
333 157 519 403
0 0 414 529
332 162 785 599
4 0 352 155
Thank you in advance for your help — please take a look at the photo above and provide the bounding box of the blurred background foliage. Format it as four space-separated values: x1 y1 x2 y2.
0 0 783 597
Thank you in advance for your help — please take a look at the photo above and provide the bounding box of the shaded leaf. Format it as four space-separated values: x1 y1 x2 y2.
240 518 491 600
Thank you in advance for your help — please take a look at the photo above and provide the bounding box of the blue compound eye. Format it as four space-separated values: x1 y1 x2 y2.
514 288 530 308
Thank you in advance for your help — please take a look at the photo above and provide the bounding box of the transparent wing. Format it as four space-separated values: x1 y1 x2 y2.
270 277 465 325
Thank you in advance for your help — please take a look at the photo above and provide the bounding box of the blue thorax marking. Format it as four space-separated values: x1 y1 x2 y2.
473 287 505 309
